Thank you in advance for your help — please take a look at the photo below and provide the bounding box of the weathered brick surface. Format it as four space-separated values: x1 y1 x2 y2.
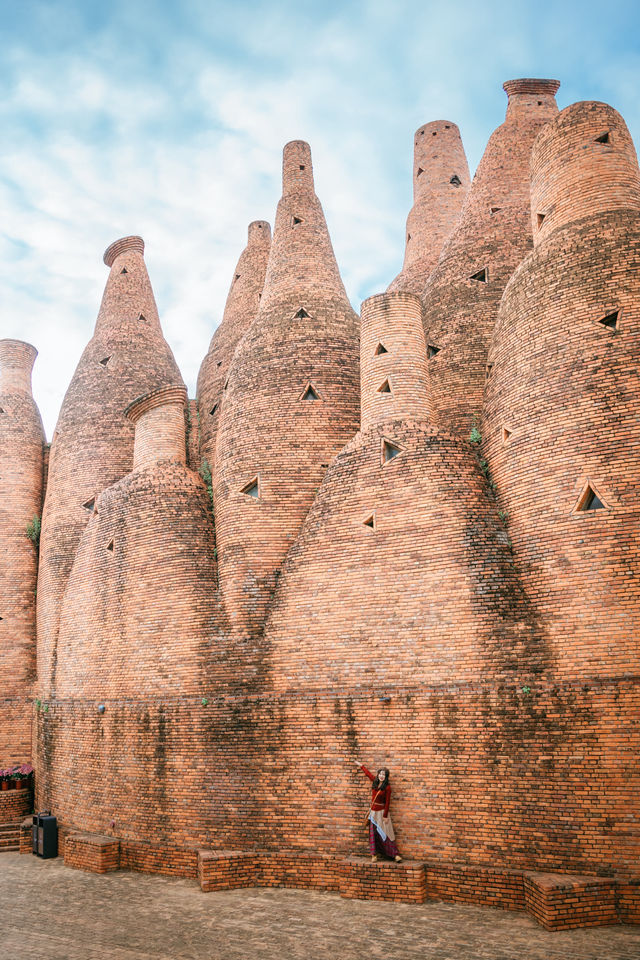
36 237 184 705
197 220 271 479
523 872 618 930
422 79 559 437
214 141 360 638
64 832 120 873
0 341 44 765
0 786 32 823
388 121 470 295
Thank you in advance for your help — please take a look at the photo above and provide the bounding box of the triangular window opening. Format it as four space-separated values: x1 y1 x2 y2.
99 356 111 367
241 478 259 499
407 233 411 242
293 307 311 319
120 267 128 274
235 273 241 282
374 342 388 356
363 514 376 530
382 439 402 464
210 403 218 416
594 131 610 145
577 484 605 512
486 363 494 377
217 360 222 367
470 268 488 283
416 167 424 177
106 540 114 553
292 216 303 226
301 384 320 401
82 497 95 512
138 313 146 322
377 379 392 394
427 344 440 359
0 407 5 414
598 310 619 330
537 213 546 230
450 175 462 187
490 206 501 214
502 426 512 443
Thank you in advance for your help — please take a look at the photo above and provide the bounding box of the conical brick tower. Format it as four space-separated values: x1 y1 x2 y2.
0 341 44 764
261 291 544 860
37 237 184 698
214 141 360 640
388 121 470 294
484 101 640 676
197 220 271 478
422 79 559 437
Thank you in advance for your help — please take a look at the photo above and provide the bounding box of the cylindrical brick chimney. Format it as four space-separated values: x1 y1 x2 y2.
125 386 187 471
0 340 38 396
282 140 314 195
530 101 640 246
103 235 145 267
360 292 433 431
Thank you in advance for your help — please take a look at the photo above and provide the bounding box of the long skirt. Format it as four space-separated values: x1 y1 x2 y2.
369 816 400 860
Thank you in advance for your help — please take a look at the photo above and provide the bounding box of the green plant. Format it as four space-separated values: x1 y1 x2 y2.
26 516 41 547
469 414 482 445
201 697 209 707
199 459 214 508
521 685 531 695
498 510 509 523
35 699 41 711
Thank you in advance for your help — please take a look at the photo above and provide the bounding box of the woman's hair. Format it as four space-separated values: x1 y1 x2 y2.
372 768 390 791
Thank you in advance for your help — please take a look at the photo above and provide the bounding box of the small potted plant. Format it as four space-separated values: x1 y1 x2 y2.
0 769 11 791
12 764 34 790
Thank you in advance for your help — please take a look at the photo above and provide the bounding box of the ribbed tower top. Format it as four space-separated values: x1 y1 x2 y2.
248 220 272 244
103 236 145 267
0 339 38 395
125 385 187 471
531 100 640 245
283 140 315 195
503 78 560 118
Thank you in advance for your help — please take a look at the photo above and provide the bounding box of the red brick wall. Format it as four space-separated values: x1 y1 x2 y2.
36 237 184 703
388 120 470 295
422 78 559 437
0 340 44 765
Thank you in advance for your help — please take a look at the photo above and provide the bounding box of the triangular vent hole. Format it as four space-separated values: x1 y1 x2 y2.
377 379 391 394
301 384 319 401
241 479 259 498
382 439 401 463
82 498 95 512
138 313 146 322
99 356 111 367
537 213 545 229
450 175 462 186
594 131 610 144
0 407 5 414
210 404 218 416
490 206 501 214
292 216 303 226
120 267 128 274
363 514 375 530
294 308 311 319
427 344 440 359
577 485 604 512
470 268 488 282
502 426 512 442
235 273 240 281
374 342 388 355
598 310 619 330
106 540 114 552
416 167 424 177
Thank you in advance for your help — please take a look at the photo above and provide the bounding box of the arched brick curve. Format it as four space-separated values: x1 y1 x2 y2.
484 101 640 677
0 341 44 764
36 239 184 699
214 141 360 642
196 221 271 478
388 121 470 295
422 79 559 438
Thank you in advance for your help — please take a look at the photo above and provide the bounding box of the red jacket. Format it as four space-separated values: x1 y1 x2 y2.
360 765 391 817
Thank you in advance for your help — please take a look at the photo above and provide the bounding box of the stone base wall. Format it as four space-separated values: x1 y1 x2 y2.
0 786 32 823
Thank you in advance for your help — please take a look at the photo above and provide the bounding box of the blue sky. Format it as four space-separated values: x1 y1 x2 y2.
1 0 639 437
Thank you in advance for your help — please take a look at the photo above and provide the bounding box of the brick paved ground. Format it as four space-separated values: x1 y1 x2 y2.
1 853 639 960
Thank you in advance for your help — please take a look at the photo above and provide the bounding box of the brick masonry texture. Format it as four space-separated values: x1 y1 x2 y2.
2 79 638 932
388 121 470 295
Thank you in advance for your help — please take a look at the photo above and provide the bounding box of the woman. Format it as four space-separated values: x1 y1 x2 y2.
354 760 402 862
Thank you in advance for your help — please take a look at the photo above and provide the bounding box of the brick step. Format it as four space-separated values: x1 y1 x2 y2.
0 844 19 852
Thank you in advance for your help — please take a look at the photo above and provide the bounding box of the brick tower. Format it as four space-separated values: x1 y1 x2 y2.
214 141 360 641
36 237 184 699
484 101 640 670
422 79 559 437
196 220 271 477
388 121 470 294
0 341 44 764
42 385 219 844
262 291 543 861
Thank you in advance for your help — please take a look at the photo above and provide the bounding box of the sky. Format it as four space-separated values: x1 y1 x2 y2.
1 0 639 438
